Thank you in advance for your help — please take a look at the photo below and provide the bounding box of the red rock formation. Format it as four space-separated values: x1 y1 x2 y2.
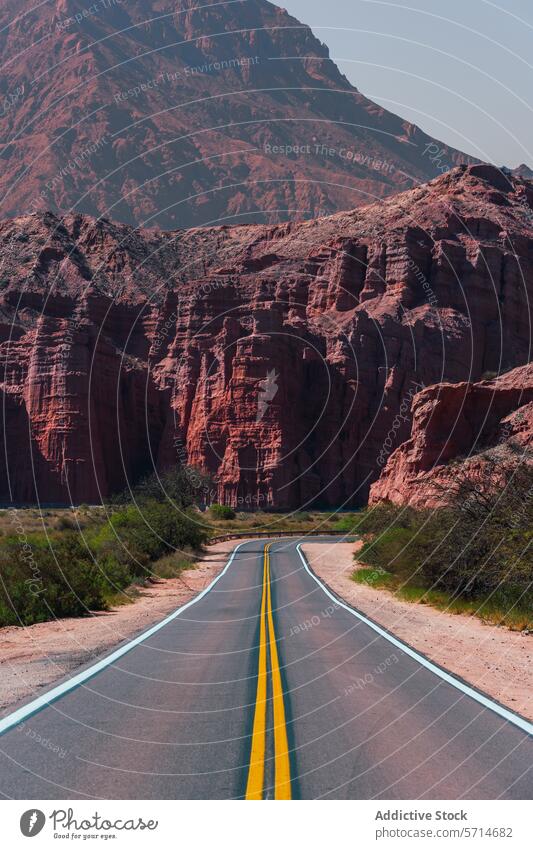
369 364 533 508
0 164 532 506
0 0 474 229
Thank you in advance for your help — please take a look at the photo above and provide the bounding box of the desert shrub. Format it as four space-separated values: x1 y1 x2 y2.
90 501 207 579
356 504 419 536
291 512 311 523
359 526 418 575
54 515 77 531
209 504 236 521
332 512 366 533
421 453 533 600
0 498 208 626
111 465 211 508
0 532 108 626
357 450 533 626
151 551 196 579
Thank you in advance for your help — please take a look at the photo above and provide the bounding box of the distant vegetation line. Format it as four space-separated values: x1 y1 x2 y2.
0 468 210 627
0 457 531 630
0 468 346 627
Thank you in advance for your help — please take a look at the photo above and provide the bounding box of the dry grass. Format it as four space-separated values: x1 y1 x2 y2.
0 505 106 535
205 510 357 536
352 568 533 632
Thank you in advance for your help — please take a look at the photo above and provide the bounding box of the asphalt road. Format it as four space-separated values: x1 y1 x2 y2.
0 538 531 799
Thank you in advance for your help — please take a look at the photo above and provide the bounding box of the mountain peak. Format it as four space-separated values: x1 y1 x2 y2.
0 0 476 228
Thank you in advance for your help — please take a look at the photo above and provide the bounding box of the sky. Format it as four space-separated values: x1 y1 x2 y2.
282 0 533 169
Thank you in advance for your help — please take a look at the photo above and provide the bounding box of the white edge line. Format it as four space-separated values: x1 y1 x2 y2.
296 543 533 738
0 541 249 737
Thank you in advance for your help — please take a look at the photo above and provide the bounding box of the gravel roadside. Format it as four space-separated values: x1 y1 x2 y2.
301 541 533 723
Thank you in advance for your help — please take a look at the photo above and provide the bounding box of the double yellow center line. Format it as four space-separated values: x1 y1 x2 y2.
245 543 292 800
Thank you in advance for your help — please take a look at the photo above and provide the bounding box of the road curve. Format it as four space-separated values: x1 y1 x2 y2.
0 538 531 799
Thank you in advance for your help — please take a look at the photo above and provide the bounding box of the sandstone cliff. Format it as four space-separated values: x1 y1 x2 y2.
369 364 533 508
0 164 531 506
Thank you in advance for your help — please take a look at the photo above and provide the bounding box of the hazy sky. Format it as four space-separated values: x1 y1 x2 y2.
283 0 532 168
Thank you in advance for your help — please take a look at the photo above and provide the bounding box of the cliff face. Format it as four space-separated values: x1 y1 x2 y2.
369 364 533 508
0 164 532 506
0 0 474 229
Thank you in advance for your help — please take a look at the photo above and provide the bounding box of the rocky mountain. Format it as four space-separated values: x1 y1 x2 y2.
0 0 475 229
0 163 531 506
510 164 533 181
369 363 533 508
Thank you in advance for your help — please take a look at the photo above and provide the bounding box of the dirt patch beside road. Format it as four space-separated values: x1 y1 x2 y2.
301 541 533 722
0 539 254 714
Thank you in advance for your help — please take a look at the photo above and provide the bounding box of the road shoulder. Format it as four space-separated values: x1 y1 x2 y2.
301 541 533 723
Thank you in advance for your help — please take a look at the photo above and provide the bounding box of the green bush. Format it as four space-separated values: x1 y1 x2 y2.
290 512 311 523
356 504 418 536
111 466 211 508
151 552 196 579
90 501 207 579
354 453 533 628
332 512 364 533
55 515 77 531
0 499 208 627
209 504 236 521
359 526 419 574
0 532 108 626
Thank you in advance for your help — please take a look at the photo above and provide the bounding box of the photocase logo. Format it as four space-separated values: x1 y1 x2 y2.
20 809 46 837
256 369 279 422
